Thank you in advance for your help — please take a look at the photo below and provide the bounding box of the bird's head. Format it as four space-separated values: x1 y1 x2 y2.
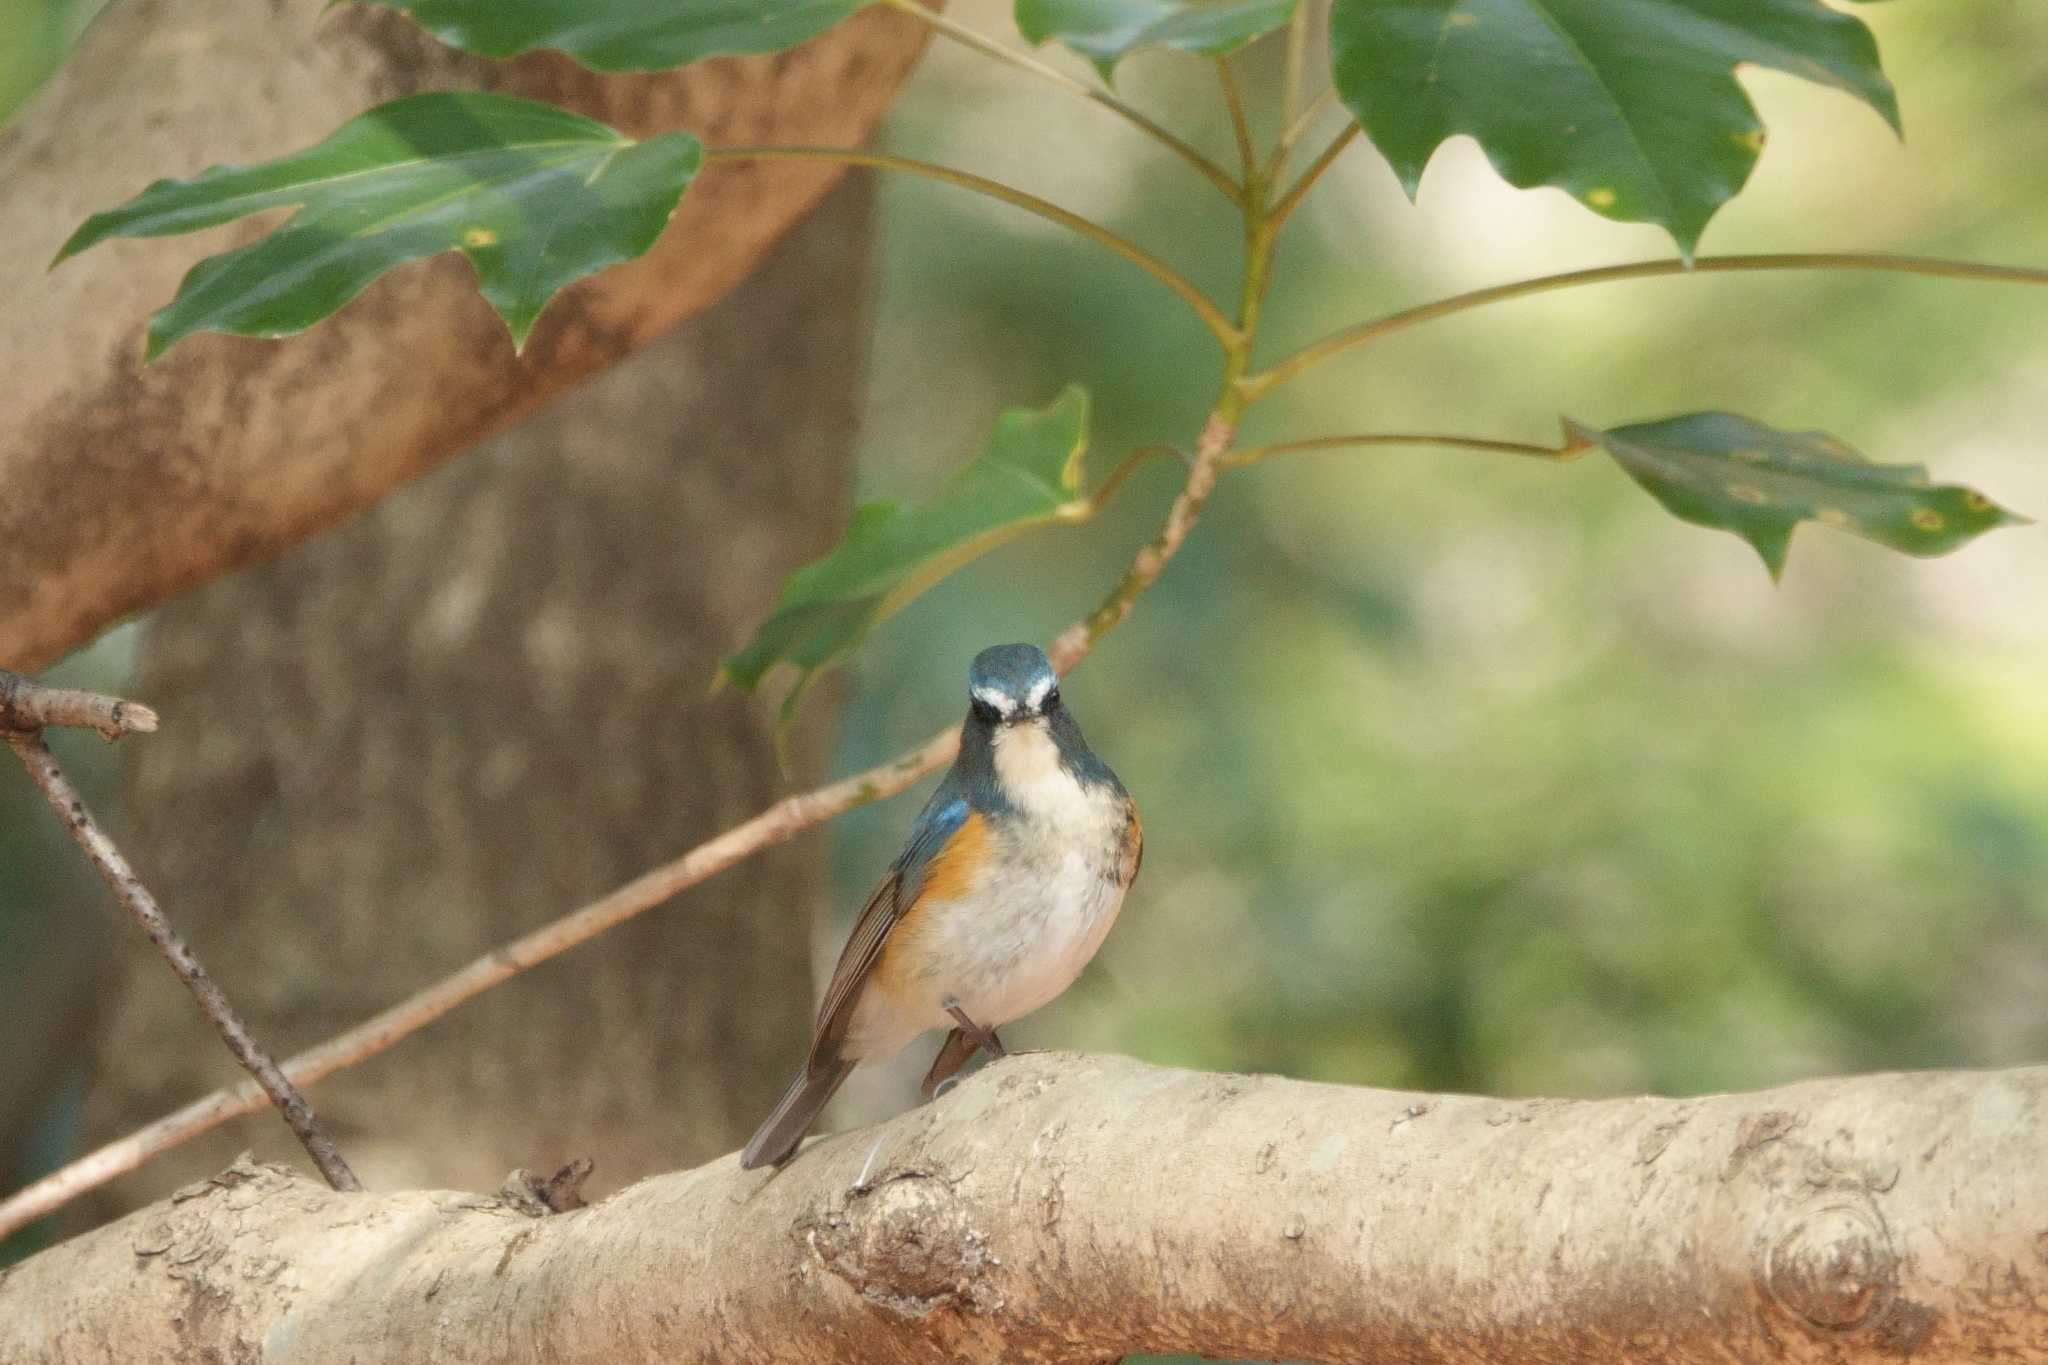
967 643 1061 727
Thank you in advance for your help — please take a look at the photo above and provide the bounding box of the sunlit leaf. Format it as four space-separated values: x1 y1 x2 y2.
1328 0 1900 255
1017 0 1296 78
58 92 700 358
348 0 866 71
725 387 1096 718
1569 412 2025 578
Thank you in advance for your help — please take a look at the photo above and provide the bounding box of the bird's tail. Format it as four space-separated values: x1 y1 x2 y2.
740 1060 856 1169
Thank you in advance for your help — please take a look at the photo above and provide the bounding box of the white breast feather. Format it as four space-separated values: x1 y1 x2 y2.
955 722 1127 1026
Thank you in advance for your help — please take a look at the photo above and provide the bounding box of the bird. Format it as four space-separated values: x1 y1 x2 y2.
740 643 1142 1170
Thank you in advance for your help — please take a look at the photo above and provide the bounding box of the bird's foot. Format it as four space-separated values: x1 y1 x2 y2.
922 1025 980 1099
944 1002 1004 1055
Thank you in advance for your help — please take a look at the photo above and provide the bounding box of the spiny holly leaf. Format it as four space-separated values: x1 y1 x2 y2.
347 0 866 71
1569 412 2025 579
1017 0 1297 79
1328 0 1900 256
725 387 1095 720
58 92 700 359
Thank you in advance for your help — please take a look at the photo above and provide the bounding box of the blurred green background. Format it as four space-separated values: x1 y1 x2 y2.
5 0 2045 1330
828 0 2048 1113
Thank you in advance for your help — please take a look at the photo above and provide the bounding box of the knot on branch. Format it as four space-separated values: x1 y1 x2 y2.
807 1171 1000 1319
1764 1201 1898 1333
497 1158 594 1215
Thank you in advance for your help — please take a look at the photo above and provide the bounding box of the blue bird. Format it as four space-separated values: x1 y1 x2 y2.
741 643 1142 1169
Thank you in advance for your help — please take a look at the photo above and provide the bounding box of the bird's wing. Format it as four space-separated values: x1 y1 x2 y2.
806 790 970 1070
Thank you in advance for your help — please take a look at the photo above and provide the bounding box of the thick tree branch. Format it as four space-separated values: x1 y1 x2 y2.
3 1054 2040 1363
0 0 930 673
2 724 360 1195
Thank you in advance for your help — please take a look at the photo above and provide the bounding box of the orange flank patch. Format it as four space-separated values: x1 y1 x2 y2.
1121 801 1144 887
869 811 990 1002
916 810 991 906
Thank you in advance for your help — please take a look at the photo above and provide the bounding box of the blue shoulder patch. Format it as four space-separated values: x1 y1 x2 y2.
913 796 969 850
896 794 970 892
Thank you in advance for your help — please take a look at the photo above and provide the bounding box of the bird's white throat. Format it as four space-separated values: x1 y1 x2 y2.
990 719 1093 826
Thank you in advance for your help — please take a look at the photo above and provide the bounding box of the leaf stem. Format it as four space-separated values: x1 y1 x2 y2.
1269 87 1338 181
1216 58 1258 181
1268 122 1359 230
1220 431 1587 470
878 0 1243 205
705 146 1238 347
1281 0 1310 139
1242 251 2048 400
1072 444 1185 516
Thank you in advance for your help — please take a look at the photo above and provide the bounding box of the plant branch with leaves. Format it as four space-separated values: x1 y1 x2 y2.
21 0 2041 1239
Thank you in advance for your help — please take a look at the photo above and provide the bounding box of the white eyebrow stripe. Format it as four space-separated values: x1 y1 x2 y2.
1025 675 1055 708
972 685 1017 714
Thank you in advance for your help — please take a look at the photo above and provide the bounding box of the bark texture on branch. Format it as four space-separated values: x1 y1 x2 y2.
0 0 926 672
4 1053 2042 1363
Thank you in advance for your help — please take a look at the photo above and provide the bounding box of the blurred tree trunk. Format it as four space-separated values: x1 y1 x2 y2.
71 174 869 1224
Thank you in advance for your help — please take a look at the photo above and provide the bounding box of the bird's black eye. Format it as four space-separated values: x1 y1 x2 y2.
971 697 1002 724
1041 687 1061 711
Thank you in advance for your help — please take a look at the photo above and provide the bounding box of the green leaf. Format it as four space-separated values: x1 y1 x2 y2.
1327 0 1900 255
1017 0 1296 78
1570 412 2025 579
58 92 700 358
346 0 866 71
725 387 1096 718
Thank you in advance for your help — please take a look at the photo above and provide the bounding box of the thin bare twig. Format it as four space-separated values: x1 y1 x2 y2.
0 667 157 740
2 724 361 1197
